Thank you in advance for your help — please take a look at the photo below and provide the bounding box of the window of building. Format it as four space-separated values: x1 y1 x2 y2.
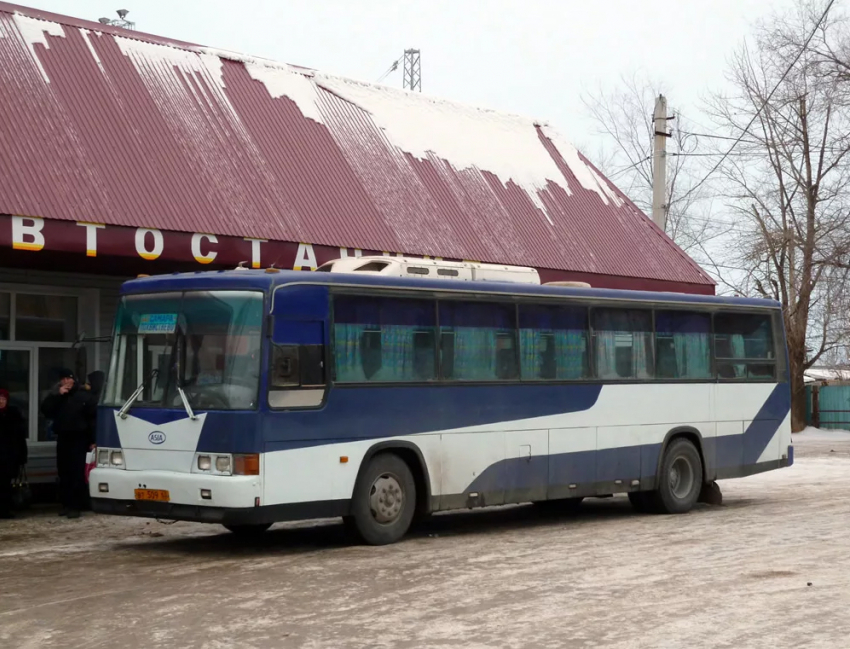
655 311 712 379
0 293 9 340
15 294 78 343
593 309 654 379
439 301 518 381
519 304 589 380
333 296 437 383
714 312 776 380
0 289 89 444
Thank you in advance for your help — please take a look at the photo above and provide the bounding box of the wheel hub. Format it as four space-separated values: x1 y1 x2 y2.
369 474 404 524
669 456 694 500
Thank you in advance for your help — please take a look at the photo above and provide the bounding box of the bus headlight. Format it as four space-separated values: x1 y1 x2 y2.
215 456 231 473
98 449 110 466
110 450 124 467
198 455 212 471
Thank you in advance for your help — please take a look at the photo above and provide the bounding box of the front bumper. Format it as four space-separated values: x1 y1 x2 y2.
91 497 266 525
89 467 261 512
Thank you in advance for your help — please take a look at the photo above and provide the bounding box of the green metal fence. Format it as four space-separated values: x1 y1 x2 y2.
807 384 850 430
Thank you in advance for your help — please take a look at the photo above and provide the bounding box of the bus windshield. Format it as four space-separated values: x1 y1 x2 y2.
103 290 264 411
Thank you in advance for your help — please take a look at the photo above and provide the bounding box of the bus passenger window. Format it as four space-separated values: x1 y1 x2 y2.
714 312 775 380
592 309 653 380
360 330 382 380
413 331 436 380
438 301 518 381
518 304 589 380
333 295 437 383
654 311 711 380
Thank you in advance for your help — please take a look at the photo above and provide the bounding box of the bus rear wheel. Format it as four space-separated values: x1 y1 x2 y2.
349 453 416 546
648 438 703 514
224 523 272 536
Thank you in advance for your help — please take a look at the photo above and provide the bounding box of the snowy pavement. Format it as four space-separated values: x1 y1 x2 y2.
1 433 849 649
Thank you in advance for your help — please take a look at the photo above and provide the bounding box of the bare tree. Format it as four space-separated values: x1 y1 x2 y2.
581 75 721 255
705 0 850 431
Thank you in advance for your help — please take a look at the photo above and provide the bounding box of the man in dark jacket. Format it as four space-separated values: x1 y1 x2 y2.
0 388 28 519
41 369 97 519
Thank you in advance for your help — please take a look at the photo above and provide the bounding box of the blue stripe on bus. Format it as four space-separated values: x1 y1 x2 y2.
260 384 605 450
464 384 789 494
97 383 790 480
96 383 605 453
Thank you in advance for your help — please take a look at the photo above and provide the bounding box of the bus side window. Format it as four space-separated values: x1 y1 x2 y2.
592 308 654 380
438 301 518 381
654 311 711 380
518 304 589 381
333 295 438 383
360 330 382 380
714 312 776 380
270 344 325 388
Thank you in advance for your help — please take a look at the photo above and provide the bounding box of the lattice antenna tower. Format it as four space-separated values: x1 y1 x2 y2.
403 49 421 92
98 9 135 30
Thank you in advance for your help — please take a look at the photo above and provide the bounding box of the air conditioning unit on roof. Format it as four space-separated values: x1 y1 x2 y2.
315 256 540 285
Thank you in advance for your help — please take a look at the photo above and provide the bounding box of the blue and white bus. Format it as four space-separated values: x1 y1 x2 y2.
90 260 792 544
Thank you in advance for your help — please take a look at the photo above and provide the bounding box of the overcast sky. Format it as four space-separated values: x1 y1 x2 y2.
28 0 796 152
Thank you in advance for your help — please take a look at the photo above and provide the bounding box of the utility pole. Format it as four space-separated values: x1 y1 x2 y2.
403 49 421 92
651 94 670 231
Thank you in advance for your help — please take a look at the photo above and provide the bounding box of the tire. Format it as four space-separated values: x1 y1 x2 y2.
224 523 272 536
349 453 416 545
628 491 654 513
648 438 704 514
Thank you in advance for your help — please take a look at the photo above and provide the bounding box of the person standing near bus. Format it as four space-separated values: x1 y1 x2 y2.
41 370 96 519
0 388 27 519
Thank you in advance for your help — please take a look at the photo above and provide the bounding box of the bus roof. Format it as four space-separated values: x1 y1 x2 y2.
121 270 781 310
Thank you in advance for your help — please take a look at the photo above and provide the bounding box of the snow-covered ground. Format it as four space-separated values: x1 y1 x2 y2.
0 433 849 649
796 426 850 440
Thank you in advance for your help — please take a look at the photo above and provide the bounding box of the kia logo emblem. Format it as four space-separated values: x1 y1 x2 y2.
148 431 166 445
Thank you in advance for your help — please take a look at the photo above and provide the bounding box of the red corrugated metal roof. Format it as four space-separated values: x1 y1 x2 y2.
0 2 714 290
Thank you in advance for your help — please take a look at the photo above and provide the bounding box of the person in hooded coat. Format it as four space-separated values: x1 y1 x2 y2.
0 389 28 519
41 369 97 519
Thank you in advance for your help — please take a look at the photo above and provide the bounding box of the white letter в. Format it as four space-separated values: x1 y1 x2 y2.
135 228 164 261
191 233 218 264
76 222 105 257
244 238 266 269
12 216 45 251
293 243 317 271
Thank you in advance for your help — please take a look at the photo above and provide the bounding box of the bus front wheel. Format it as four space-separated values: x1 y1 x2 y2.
349 453 416 545
649 438 703 514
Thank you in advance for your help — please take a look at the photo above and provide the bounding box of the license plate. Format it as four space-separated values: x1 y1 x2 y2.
134 489 170 502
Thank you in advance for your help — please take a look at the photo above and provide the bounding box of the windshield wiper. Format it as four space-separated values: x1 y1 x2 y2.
118 369 159 420
177 385 198 421
163 332 198 421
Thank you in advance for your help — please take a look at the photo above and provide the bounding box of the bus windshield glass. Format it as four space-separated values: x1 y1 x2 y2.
103 290 264 411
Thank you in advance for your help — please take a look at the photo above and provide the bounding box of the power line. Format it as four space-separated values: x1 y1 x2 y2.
376 56 403 83
608 156 651 179
678 130 750 142
674 0 837 204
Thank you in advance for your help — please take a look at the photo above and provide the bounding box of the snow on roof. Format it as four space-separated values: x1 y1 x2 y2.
11 12 65 82
804 368 850 383
0 1 714 291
